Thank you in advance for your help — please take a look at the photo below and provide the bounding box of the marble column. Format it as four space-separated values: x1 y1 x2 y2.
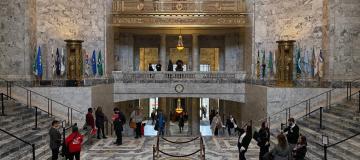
192 34 200 71
191 98 201 135
160 34 167 71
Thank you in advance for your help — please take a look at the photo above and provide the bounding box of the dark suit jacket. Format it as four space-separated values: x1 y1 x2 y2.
283 124 300 144
258 127 270 147
238 133 252 151
49 127 62 150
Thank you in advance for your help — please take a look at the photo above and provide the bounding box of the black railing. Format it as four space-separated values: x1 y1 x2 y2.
0 128 36 160
313 132 360 160
0 78 85 126
153 133 205 160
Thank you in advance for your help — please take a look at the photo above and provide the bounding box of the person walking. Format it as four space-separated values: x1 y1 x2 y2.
113 107 126 145
65 124 83 160
157 109 166 136
178 114 185 133
283 118 300 156
226 115 237 136
49 120 61 160
151 110 156 125
211 113 223 136
257 121 270 160
130 107 144 138
293 135 307 160
238 125 252 160
265 133 290 160
95 106 107 139
85 108 95 143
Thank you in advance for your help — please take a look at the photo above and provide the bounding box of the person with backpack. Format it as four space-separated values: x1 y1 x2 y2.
49 120 61 160
113 107 126 145
65 125 84 160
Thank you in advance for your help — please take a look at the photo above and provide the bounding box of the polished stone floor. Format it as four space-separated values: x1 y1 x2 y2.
81 120 259 160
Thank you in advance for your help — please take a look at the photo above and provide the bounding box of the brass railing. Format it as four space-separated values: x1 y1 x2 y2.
113 0 246 13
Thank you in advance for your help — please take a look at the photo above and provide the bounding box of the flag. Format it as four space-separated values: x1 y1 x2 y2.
268 51 274 76
303 49 310 76
97 50 103 76
317 50 324 78
256 50 260 79
296 45 302 78
84 52 90 77
32 47 37 76
55 48 61 76
36 46 43 79
261 49 266 79
91 50 97 76
60 48 66 76
311 47 316 77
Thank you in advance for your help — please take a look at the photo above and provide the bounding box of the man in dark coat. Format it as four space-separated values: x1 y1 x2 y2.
156 63 162 71
49 120 62 160
238 125 252 160
257 121 270 160
113 107 126 145
283 118 300 156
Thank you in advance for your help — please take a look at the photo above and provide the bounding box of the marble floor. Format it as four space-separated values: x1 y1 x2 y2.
81 136 259 160
80 120 259 160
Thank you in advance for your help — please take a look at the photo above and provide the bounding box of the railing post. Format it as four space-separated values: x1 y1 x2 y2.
9 82 12 98
358 91 360 113
29 91 32 108
1 93 5 116
47 98 50 117
350 82 352 100
285 109 288 127
50 100 53 116
324 145 327 160
62 127 66 156
6 82 9 97
67 107 70 126
308 99 311 117
320 107 323 129
33 106 38 130
329 90 332 109
347 82 349 100
32 143 36 160
288 108 291 120
70 108 73 125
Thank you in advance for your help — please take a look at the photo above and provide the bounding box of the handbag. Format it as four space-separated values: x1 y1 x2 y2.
90 128 97 135
130 121 136 129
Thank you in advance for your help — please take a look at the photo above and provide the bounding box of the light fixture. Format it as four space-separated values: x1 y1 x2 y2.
176 28 184 51
175 98 183 114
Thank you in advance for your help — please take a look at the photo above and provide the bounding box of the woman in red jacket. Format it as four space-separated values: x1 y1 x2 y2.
65 125 84 160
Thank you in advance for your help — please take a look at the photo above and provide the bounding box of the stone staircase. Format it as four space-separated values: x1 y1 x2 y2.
274 100 360 160
0 98 55 160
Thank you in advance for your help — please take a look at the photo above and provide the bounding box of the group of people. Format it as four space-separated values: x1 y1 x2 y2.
148 60 185 72
210 112 238 136
238 118 307 160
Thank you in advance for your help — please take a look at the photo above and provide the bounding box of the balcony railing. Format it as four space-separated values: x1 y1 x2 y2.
113 71 246 82
112 0 246 13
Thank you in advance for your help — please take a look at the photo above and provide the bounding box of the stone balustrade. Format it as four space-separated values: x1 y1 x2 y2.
113 71 246 83
112 0 246 13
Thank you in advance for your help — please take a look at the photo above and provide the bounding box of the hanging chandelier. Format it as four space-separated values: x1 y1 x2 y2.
175 98 183 114
176 29 184 51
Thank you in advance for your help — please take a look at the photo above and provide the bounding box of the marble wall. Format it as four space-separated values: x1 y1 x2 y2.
251 0 360 79
0 0 36 79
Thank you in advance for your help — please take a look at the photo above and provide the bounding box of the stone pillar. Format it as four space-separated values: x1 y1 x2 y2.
160 34 167 71
191 98 201 135
192 34 200 71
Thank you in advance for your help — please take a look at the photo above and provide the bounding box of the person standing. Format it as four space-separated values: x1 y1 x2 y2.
113 107 126 145
95 106 107 139
257 121 270 160
293 135 307 160
65 125 83 160
211 113 223 136
156 63 162 71
130 108 144 139
157 109 166 136
238 125 252 160
85 108 95 143
167 60 174 71
283 118 300 156
265 133 290 160
49 120 61 160
226 115 237 136
151 110 156 125
149 64 154 71
178 114 185 133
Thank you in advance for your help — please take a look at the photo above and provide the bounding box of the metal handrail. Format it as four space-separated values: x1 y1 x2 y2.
257 77 360 127
0 77 85 114
0 128 36 160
